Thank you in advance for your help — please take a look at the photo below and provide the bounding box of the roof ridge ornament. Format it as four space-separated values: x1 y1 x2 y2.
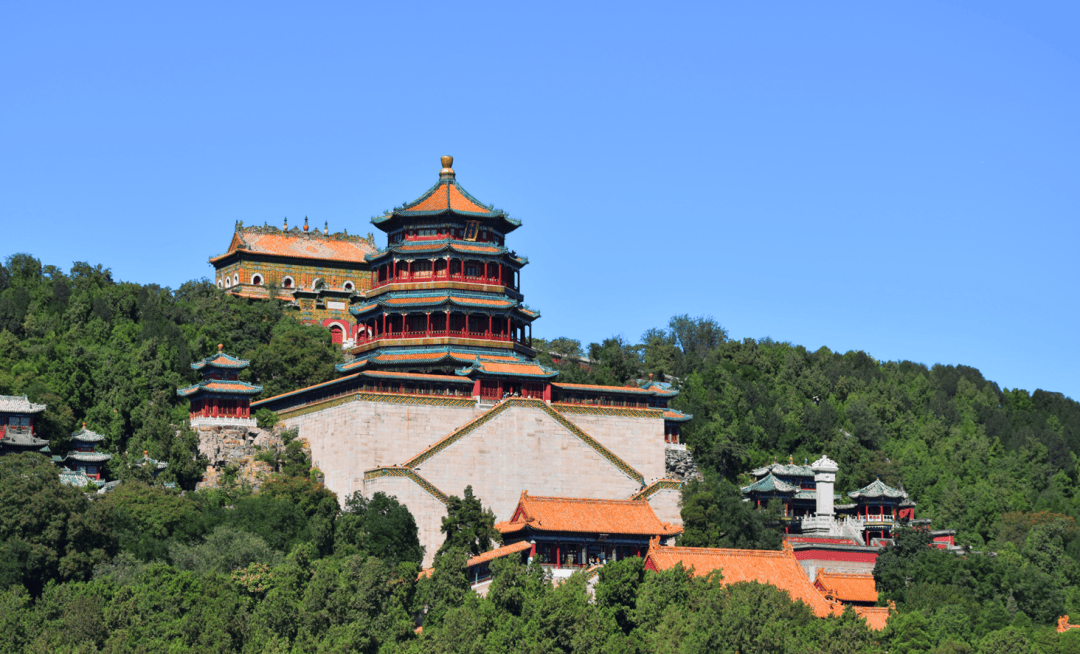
440 155 455 180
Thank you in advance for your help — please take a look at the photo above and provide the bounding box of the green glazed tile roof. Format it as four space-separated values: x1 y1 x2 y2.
749 462 815 478
191 350 250 371
741 473 798 494
848 478 908 500
71 425 106 442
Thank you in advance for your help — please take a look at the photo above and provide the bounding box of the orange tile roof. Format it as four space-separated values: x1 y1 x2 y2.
476 362 551 375
854 606 891 631
644 544 839 618
200 382 257 392
214 231 376 263
449 184 491 213
496 492 682 537
452 243 503 253
453 353 520 362
449 296 513 307
466 540 532 567
362 370 472 384
374 352 449 361
416 541 533 581
401 183 491 215
815 572 879 604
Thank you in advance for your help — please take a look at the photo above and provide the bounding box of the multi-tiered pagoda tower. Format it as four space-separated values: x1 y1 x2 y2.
177 345 263 428
337 156 556 400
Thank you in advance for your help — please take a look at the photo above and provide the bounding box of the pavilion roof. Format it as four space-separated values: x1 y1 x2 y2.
662 409 693 423
815 571 879 604
360 370 473 384
337 347 530 373
351 292 520 315
848 478 907 500
66 452 113 463
0 394 46 414
191 349 251 371
643 543 839 618
0 427 48 448
176 379 263 398
209 224 377 265
741 473 798 495
71 424 106 443
496 491 682 537
366 240 512 262
749 461 815 478
371 157 522 234
59 469 93 487
467 540 533 567
456 359 558 379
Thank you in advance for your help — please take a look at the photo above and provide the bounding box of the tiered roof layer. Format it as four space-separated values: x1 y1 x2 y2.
0 395 46 414
815 571 879 604
496 492 682 537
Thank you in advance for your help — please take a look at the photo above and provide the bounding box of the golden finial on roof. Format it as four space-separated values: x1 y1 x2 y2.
440 155 455 179
218 343 223 352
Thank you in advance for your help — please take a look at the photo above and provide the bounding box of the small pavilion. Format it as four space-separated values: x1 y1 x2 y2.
62 423 111 481
178 345 263 428
0 395 48 455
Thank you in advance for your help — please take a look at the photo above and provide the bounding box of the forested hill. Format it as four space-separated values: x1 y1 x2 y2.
5 253 1080 649
537 320 1080 549
2 252 1079 545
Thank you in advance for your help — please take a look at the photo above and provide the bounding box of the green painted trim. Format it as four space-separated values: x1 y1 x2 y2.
630 479 683 501
553 404 664 419
364 467 449 504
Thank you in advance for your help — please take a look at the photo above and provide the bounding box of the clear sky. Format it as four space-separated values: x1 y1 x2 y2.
2 1 1077 401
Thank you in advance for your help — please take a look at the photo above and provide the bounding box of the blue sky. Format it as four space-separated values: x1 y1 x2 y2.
2 1 1077 401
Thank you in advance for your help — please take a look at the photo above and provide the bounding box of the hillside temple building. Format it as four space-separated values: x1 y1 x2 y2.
191 157 691 565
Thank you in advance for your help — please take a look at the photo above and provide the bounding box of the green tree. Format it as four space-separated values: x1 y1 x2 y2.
335 491 424 565
0 453 116 595
437 485 498 557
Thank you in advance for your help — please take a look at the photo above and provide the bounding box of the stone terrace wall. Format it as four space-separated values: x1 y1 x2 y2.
281 398 482 499
647 488 683 527
417 405 643 521
363 474 448 568
556 410 667 483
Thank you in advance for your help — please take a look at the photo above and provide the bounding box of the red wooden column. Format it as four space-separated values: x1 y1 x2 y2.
498 263 503 285
426 313 431 336
445 310 450 335
382 314 387 338
408 260 413 279
486 315 492 338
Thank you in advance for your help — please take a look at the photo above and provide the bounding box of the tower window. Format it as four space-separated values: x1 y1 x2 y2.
251 274 263 286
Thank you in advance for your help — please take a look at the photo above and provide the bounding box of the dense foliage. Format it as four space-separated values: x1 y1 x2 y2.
0 254 342 489
3 256 1080 651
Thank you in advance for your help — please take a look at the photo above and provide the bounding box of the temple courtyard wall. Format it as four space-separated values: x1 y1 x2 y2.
279 396 678 566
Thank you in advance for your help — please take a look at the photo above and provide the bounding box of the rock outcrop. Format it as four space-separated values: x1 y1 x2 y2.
195 425 288 491
665 447 701 482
